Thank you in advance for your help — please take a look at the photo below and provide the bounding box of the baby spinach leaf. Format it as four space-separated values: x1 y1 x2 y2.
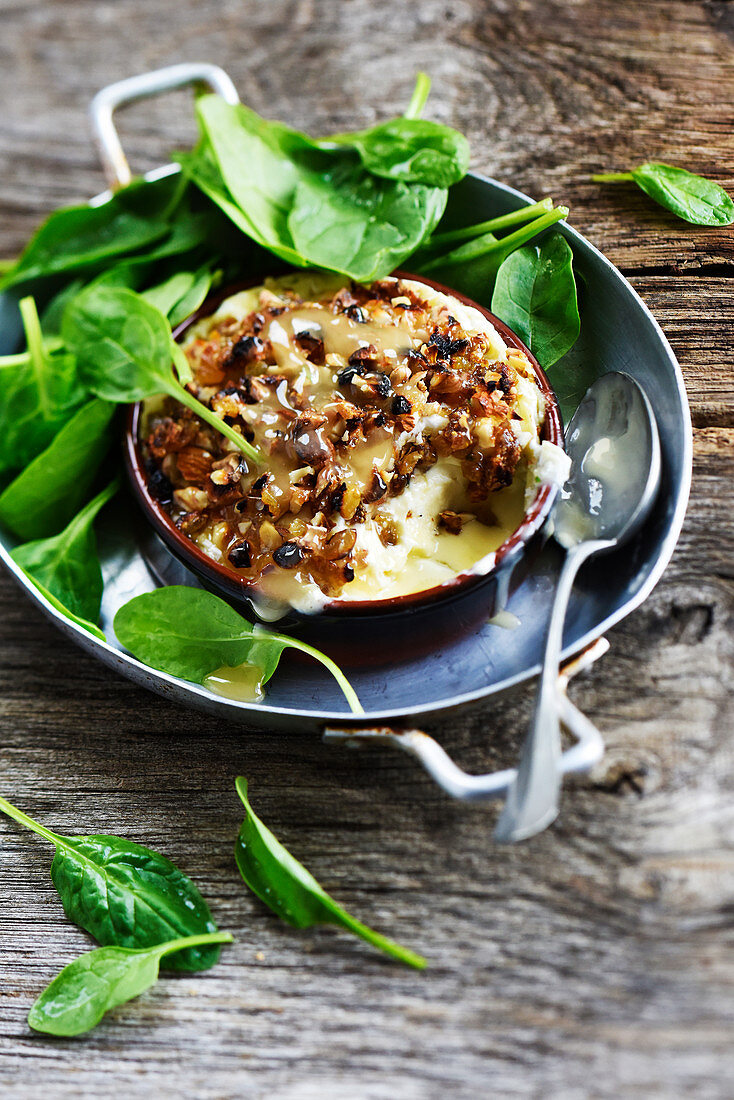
113 586 364 714
490 233 580 368
0 297 86 478
186 94 449 281
12 479 118 623
168 265 215 328
0 397 115 540
317 99 469 186
416 205 568 304
142 266 215 328
592 163 734 226
0 194 168 294
0 174 192 293
28 931 233 1037
15 571 106 640
0 794 223 972
288 165 446 282
63 285 261 463
234 778 425 969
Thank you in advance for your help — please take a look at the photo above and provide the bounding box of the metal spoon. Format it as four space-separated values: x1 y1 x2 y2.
494 371 661 842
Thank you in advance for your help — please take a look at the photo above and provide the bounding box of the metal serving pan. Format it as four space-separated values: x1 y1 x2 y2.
0 64 692 804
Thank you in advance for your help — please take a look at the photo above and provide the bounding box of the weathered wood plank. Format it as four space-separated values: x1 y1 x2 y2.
0 0 732 1096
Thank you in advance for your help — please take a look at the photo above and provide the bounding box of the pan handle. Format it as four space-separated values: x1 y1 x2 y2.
89 63 240 189
323 636 607 805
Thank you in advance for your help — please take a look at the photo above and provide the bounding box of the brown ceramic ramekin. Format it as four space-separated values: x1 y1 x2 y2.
124 271 564 664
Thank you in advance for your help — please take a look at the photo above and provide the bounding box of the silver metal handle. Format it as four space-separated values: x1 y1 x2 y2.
324 636 608 805
89 63 240 189
494 539 614 841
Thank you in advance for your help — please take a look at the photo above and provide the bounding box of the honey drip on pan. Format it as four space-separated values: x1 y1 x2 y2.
203 663 265 703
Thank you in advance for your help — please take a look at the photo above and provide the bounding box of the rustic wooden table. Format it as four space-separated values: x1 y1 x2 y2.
1 1 732 1096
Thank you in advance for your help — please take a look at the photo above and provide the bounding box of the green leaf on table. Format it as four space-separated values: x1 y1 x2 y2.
491 233 580 368
113 586 363 713
28 932 233 1037
62 284 261 463
11 479 118 623
0 397 115 540
592 162 734 226
0 296 86 479
0 795 224 972
234 777 426 969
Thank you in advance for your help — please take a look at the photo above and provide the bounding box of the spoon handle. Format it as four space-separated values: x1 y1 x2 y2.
494 539 614 842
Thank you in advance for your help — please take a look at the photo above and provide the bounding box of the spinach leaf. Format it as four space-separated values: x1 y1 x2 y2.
168 265 216 328
142 265 215 328
490 233 580 368
0 297 86 478
12 479 118 623
62 285 261 463
16 572 106 640
28 932 233 1037
339 118 469 187
0 794 223 971
142 270 199 317
288 165 446 282
0 175 183 293
416 205 568 303
113 586 364 714
592 163 734 226
234 778 425 969
185 94 450 281
316 76 469 190
0 397 115 540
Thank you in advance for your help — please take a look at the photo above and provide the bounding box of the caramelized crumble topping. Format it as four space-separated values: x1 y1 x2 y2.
141 274 545 604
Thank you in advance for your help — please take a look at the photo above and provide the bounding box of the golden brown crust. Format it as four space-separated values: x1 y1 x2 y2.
142 277 531 598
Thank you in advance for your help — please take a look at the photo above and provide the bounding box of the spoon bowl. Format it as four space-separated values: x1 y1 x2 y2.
555 371 662 549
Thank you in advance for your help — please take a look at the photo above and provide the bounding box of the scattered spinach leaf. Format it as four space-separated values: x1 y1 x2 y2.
234 777 425 969
12 479 119 623
592 163 734 226
0 795 223 971
0 397 115 540
62 285 261 462
491 233 580 368
28 932 233 1037
113 586 363 714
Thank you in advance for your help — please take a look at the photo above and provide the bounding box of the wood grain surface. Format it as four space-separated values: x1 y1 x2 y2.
0 1 732 1097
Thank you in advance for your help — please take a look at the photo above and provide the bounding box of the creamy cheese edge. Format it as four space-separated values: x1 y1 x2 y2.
184 273 570 615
